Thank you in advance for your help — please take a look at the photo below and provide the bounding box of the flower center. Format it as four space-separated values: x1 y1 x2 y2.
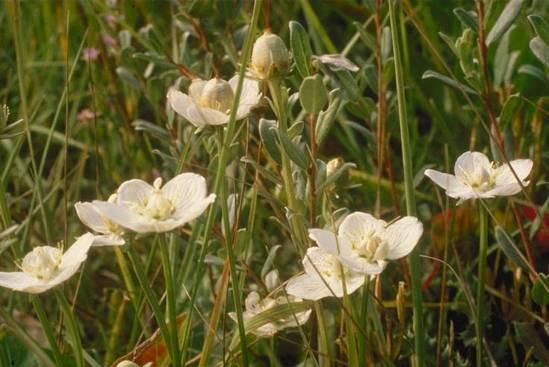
21 246 63 280
140 178 175 220
318 254 347 279
198 78 234 112
352 232 387 262
462 165 495 192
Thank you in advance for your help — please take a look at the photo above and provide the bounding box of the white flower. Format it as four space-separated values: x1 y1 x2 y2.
0 233 94 294
285 246 365 301
310 212 423 275
167 76 260 128
75 194 125 246
229 291 311 337
116 361 152 367
424 151 533 201
92 173 216 233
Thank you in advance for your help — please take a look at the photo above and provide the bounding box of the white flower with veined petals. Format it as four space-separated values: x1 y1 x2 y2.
424 151 533 201
0 233 94 294
167 75 260 128
229 291 311 337
310 212 423 275
92 173 215 233
75 194 125 246
286 246 365 301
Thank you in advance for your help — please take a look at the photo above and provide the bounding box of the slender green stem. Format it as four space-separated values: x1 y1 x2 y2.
476 204 488 367
159 235 180 367
179 1 263 364
126 246 177 366
388 1 425 366
32 298 64 366
54 289 84 367
268 78 308 251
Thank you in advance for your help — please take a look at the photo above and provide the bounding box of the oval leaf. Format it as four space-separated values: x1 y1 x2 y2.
290 21 313 78
486 0 523 46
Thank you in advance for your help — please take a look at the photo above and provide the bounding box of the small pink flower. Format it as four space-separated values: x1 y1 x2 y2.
104 14 117 29
102 33 117 48
78 109 97 122
82 48 100 62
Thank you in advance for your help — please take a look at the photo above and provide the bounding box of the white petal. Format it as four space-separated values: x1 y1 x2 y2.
167 89 195 122
91 234 125 247
229 75 261 120
338 212 385 243
188 79 206 100
286 274 334 301
186 105 229 126
338 256 386 275
384 216 423 260
92 201 151 233
494 159 533 187
308 228 340 254
454 151 491 182
0 271 46 293
75 202 109 233
60 233 95 269
162 173 216 225
117 179 154 206
424 169 475 199
344 273 368 295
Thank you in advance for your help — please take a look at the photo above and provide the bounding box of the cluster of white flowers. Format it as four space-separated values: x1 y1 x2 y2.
0 173 215 294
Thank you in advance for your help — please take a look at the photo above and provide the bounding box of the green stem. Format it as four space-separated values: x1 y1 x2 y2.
32 298 64 366
268 78 308 251
388 1 425 366
127 246 177 366
180 3 263 363
476 204 488 367
159 235 180 367
54 289 84 367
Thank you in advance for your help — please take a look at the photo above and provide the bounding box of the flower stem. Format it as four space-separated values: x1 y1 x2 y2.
476 204 488 367
126 246 177 366
159 235 181 367
32 297 64 366
180 2 263 364
54 289 84 367
388 1 425 366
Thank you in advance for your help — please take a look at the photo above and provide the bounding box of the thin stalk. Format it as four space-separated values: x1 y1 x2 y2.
268 78 308 251
32 297 64 366
127 246 177 366
388 1 425 366
179 1 263 363
159 235 181 367
54 289 84 367
476 204 488 367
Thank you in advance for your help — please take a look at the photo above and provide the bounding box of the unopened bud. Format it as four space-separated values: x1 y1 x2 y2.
326 157 344 177
251 31 289 80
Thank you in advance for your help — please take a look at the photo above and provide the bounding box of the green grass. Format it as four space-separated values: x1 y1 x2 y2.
0 0 548 366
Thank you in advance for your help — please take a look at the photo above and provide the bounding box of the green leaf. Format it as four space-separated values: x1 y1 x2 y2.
499 94 522 129
530 36 549 67
453 8 478 32
259 118 281 164
260 245 282 279
363 64 378 94
515 322 549 364
334 69 361 100
531 273 549 306
518 64 548 81
277 129 309 170
528 15 549 45
132 119 170 141
316 162 356 192
299 74 328 114
486 0 524 46
316 89 343 145
494 226 532 273
438 32 458 56
290 21 313 78
116 67 143 91
422 70 478 95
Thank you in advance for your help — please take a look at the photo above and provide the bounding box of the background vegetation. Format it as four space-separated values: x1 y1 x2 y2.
0 0 547 366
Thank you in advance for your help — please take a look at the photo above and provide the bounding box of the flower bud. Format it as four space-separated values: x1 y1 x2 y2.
251 31 289 80
198 78 234 112
326 157 344 177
